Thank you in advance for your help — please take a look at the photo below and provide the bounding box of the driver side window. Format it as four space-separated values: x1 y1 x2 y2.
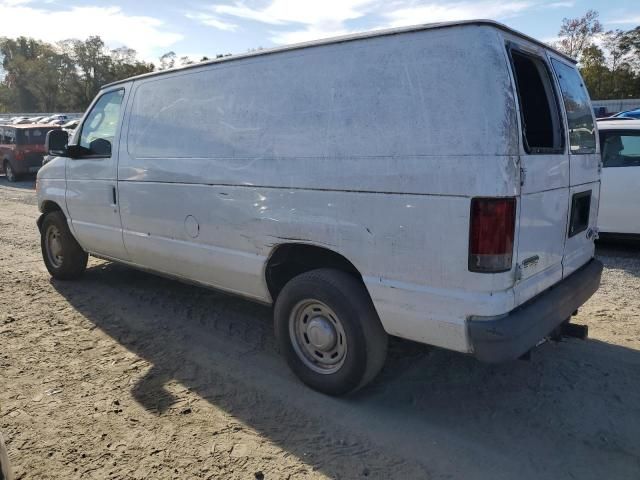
79 89 125 157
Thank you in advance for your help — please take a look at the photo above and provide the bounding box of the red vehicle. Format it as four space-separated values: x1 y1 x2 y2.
0 124 59 182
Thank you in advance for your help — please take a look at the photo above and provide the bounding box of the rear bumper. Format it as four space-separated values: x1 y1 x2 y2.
468 258 603 363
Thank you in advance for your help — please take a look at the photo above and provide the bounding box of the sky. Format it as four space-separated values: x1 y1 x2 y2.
0 0 638 64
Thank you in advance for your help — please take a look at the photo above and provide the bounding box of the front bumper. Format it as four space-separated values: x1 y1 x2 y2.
468 258 603 363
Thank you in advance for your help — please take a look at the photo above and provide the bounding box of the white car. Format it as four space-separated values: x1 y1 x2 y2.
36 20 602 395
597 119 640 238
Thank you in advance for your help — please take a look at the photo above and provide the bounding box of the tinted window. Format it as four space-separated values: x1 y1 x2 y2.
509 49 564 154
551 59 596 154
79 89 124 156
1 128 16 145
16 128 53 145
600 131 640 167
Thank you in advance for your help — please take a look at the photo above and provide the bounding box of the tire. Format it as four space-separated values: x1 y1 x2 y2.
40 211 88 280
3 160 17 183
274 268 388 396
0 431 11 480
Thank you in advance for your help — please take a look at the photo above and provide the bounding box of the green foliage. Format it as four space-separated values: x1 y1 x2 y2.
555 11 640 99
0 36 153 112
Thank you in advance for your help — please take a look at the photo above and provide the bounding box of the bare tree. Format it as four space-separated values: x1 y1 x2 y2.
158 51 176 70
178 56 194 67
620 26 640 70
556 9 603 60
603 30 627 72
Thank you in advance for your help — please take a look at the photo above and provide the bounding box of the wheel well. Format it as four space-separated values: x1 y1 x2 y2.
37 201 63 232
266 243 363 301
41 201 63 215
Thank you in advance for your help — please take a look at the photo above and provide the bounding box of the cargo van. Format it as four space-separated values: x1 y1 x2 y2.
37 20 603 395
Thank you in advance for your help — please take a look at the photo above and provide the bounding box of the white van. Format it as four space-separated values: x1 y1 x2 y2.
37 20 603 395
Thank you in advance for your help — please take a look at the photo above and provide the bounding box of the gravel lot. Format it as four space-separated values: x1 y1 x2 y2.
1 177 639 479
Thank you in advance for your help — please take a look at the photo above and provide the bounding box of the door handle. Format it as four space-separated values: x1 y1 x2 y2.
111 186 117 205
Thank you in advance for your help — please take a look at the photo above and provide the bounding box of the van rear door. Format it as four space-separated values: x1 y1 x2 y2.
549 57 600 278
508 46 569 302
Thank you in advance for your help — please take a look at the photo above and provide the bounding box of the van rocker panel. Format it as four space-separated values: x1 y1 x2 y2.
468 258 602 363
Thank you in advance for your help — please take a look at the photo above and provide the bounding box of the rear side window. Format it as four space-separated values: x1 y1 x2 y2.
600 131 640 167
509 48 564 154
16 128 51 145
1 128 16 145
551 59 596 154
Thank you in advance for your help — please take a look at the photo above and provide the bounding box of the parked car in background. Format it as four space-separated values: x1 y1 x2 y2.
11 117 31 125
47 114 69 125
1 124 60 182
37 20 602 395
28 116 47 123
597 119 640 238
61 119 79 131
611 108 640 119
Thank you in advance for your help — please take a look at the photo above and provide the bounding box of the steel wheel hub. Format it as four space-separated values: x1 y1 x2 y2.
307 316 337 350
289 300 347 374
46 226 64 268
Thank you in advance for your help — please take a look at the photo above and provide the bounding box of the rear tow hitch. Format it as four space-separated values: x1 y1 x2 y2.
520 321 589 362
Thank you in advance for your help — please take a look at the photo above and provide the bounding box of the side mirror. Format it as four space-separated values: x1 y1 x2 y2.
45 129 69 156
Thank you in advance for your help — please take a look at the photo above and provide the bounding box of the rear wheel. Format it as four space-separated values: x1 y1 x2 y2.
274 268 388 396
3 160 16 182
41 211 88 280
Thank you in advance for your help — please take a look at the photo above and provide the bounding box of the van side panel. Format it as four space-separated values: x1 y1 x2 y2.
124 27 518 163
117 25 520 352
117 183 516 352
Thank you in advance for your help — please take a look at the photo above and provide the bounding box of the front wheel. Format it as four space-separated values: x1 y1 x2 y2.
274 269 388 396
41 211 88 280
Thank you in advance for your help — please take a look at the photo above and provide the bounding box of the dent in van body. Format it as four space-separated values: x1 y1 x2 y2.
117 181 523 353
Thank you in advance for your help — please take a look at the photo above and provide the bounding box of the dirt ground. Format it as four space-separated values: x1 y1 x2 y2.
0 177 639 480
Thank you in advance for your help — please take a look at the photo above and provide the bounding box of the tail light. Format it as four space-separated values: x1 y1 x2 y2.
469 198 516 273
15 150 25 161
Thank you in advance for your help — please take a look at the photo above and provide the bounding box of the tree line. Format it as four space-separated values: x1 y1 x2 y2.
0 10 639 113
0 36 224 113
0 37 153 112
555 10 640 100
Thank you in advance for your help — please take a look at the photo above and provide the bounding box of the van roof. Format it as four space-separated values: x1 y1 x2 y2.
103 19 575 89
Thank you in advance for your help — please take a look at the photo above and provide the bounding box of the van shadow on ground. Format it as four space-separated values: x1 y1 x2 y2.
52 261 640 480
